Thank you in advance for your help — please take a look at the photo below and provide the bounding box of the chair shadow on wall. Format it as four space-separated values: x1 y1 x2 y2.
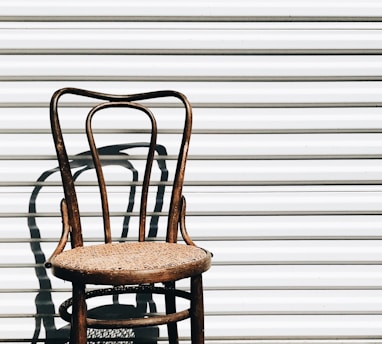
28 143 169 344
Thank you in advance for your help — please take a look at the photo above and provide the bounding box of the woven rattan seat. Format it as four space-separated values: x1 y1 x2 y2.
51 242 211 285
46 88 211 344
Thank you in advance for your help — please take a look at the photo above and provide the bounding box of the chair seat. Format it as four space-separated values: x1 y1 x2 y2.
50 242 211 285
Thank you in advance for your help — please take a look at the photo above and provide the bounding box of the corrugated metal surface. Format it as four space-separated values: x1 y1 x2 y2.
2 1 382 343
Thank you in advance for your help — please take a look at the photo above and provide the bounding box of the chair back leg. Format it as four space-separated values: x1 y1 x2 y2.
165 281 179 344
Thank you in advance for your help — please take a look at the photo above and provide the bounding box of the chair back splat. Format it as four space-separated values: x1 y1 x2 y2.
46 87 211 344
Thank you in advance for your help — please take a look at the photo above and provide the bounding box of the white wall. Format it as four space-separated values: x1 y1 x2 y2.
2 1 382 343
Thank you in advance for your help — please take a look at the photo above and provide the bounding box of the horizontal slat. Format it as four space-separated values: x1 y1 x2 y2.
2 25 382 54
1 0 382 20
6 290 382 316
186 215 382 240
2 56 382 80
5 315 382 340
4 215 382 241
3 107 382 131
206 266 382 290
192 316 382 340
202 315 382 339
5 189 382 214
2 82 382 105
0 25 382 55
5 240 382 266
4 133 382 154
5 265 382 290
205 290 382 315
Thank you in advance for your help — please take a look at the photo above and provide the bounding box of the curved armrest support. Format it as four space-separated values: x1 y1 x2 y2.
179 195 196 246
45 198 71 268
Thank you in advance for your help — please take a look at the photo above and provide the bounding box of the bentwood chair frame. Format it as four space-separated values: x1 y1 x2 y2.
45 88 212 344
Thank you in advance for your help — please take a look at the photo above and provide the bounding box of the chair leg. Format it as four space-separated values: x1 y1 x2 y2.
70 283 87 344
190 275 205 344
165 282 179 344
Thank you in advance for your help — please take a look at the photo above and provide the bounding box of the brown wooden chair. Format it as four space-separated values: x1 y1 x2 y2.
45 87 212 344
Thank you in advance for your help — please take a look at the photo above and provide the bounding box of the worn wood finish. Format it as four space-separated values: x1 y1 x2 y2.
87 308 190 329
191 275 205 344
165 281 180 344
71 283 87 344
46 87 211 343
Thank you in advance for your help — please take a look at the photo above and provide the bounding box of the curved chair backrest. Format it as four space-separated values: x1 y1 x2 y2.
50 88 192 248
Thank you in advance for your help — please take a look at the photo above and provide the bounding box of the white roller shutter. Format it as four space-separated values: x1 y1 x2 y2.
2 1 382 343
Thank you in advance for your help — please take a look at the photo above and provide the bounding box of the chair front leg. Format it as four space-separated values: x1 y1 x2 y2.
190 275 205 344
70 282 87 344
